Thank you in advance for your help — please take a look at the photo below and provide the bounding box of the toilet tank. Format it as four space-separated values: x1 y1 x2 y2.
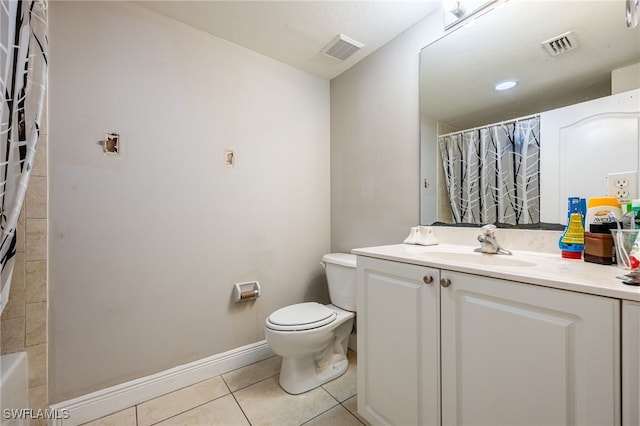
322 253 357 312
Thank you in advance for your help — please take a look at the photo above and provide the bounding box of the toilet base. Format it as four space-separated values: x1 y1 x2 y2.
279 353 349 395
265 305 354 395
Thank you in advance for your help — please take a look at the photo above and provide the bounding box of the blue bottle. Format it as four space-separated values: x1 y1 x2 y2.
558 197 586 259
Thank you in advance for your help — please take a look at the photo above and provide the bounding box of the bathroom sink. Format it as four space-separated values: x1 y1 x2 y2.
420 251 537 267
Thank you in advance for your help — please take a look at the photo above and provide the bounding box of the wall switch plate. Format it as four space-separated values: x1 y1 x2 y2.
607 171 637 202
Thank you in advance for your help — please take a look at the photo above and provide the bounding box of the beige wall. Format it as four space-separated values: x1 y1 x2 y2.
330 10 444 252
48 1 330 402
612 62 640 94
0 107 49 422
46 0 451 404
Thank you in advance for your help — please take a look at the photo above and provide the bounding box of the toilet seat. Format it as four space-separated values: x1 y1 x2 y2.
266 302 337 331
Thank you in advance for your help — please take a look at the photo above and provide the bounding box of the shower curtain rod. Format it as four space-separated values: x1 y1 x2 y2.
438 113 540 138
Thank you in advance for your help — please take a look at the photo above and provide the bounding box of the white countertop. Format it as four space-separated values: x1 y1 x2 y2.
352 243 640 301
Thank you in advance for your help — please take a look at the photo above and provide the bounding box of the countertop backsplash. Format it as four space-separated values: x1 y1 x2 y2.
429 226 562 255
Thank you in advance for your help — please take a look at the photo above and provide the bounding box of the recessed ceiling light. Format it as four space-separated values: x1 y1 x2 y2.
494 80 518 91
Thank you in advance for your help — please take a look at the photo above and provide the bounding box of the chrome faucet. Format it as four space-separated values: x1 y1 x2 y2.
474 224 513 255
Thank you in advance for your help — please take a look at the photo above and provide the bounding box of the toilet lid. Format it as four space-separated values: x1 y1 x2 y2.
266 302 336 331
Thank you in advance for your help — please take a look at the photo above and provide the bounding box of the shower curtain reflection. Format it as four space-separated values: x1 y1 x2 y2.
439 115 540 226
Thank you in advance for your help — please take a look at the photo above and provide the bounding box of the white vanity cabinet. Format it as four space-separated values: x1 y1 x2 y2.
356 256 441 426
440 270 620 426
357 256 622 426
623 300 640 426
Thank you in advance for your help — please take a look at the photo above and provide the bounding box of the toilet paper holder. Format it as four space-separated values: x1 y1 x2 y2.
233 281 261 303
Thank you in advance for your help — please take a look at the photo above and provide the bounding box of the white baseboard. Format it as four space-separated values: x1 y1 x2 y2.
49 341 274 426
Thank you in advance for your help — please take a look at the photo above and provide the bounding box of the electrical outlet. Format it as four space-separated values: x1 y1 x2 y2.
607 171 637 202
615 188 629 199
614 177 630 188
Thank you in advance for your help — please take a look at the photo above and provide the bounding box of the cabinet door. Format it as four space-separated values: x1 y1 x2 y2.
441 271 620 426
357 256 440 426
623 300 640 426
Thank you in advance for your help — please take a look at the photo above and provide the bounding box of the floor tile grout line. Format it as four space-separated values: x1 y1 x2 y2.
230 375 354 426
145 389 234 426
136 375 229 413
229 389 253 426
229 374 299 425
145 397 227 426
82 355 358 426
139 366 280 425
340 399 366 426
297 396 363 426
297 386 343 425
339 405 366 425
220 356 281 388
140 375 234 425
226 371 280 394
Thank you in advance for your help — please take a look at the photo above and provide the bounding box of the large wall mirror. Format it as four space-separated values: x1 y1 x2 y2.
420 0 640 227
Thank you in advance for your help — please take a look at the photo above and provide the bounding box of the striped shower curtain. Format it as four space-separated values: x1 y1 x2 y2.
439 116 540 226
0 0 48 315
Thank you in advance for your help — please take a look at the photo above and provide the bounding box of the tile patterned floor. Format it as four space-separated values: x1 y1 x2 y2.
81 350 367 426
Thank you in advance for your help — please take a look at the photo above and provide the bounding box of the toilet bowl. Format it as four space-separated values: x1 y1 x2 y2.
264 253 356 394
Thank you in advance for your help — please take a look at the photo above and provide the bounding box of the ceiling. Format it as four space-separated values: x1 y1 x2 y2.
132 0 441 80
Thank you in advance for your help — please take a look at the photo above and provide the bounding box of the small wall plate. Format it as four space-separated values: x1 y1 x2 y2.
224 149 234 167
103 132 119 155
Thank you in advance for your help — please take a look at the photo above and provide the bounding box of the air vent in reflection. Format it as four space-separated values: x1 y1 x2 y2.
542 31 578 56
322 34 364 61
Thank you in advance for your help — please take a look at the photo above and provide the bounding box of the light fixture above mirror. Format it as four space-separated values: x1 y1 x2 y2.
444 0 465 18
443 0 498 29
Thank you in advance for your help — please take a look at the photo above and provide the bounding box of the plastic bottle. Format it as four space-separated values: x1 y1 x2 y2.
558 197 586 259
629 227 640 270
584 197 622 228
631 199 640 229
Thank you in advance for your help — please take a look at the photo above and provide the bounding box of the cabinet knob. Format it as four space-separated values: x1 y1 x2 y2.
440 278 452 288
423 275 433 284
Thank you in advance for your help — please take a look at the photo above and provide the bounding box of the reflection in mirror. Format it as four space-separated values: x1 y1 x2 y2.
439 115 541 225
420 0 640 228
443 0 496 29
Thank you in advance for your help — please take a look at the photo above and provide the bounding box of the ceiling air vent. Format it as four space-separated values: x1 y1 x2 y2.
322 34 364 61
541 31 578 56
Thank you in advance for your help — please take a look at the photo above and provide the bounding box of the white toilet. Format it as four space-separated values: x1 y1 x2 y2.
264 253 356 394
